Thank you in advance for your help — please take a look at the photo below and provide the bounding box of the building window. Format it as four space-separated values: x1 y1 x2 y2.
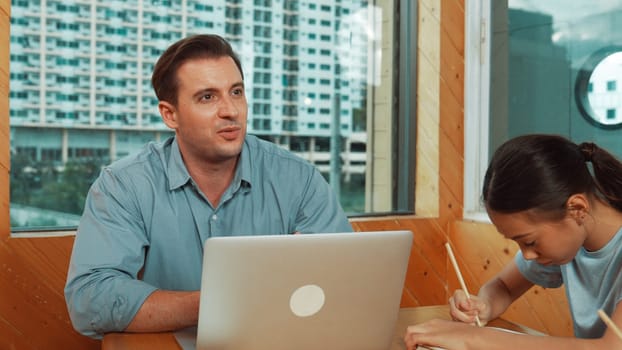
607 80 617 91
465 0 622 219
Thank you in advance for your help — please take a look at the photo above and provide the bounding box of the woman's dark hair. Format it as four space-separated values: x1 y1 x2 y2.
151 34 243 105
482 134 622 218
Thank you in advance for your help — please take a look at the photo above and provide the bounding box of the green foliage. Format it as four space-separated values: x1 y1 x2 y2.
9 152 38 205
10 156 102 216
340 175 365 214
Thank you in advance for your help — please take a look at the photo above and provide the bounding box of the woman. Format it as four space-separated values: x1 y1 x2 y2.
404 134 622 349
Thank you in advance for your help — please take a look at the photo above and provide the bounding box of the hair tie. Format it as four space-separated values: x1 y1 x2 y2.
579 142 596 163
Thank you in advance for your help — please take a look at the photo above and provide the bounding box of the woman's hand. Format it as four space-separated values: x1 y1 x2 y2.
403 319 480 350
448 290 491 325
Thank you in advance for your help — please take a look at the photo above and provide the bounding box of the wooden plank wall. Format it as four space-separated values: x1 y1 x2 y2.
0 1 572 349
0 2 100 349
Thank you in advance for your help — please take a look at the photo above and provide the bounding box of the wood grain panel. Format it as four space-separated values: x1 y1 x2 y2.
352 218 449 308
437 0 464 225
439 0 465 106
0 237 100 349
416 0 441 218
438 78 464 160
437 128 463 211
440 0 465 76
0 1 98 347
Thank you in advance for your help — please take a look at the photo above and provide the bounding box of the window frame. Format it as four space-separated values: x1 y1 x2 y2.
395 0 417 213
464 0 492 222
9 0 418 234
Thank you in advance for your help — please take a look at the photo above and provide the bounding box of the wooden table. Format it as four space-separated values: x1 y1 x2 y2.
102 305 544 349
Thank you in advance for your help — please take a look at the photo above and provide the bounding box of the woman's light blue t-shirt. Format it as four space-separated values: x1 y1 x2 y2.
515 227 622 338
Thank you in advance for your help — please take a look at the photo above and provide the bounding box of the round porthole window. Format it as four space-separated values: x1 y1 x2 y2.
575 46 622 129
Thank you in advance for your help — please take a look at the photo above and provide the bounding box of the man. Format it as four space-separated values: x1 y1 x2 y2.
64 34 352 339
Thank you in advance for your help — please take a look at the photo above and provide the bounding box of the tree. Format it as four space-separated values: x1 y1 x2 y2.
10 152 39 205
31 159 102 215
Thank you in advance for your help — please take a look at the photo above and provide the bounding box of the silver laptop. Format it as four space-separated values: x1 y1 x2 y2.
187 230 412 350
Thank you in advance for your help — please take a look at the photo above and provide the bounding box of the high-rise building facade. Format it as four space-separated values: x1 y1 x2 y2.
9 0 369 169
9 0 375 227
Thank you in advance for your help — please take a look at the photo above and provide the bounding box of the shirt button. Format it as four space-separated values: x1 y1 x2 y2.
211 215 218 221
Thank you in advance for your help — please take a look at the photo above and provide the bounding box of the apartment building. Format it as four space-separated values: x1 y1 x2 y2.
9 0 369 174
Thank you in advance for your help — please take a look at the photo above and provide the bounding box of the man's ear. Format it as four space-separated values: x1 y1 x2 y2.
159 101 178 129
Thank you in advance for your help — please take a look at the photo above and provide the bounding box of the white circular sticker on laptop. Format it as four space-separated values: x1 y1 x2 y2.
289 284 325 317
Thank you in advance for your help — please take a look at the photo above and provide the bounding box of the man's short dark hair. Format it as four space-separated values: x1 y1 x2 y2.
151 34 244 105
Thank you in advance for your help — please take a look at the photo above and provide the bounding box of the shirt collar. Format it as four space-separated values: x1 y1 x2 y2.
167 137 192 190
230 137 252 193
166 136 253 191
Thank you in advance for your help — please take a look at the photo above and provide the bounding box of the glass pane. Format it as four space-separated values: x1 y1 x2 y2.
576 48 622 128
9 0 407 232
489 1 622 160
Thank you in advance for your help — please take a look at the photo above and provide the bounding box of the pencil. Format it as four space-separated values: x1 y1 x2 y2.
598 309 622 341
445 242 482 327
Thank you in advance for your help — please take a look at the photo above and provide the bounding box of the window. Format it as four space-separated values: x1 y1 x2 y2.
9 0 417 232
607 109 616 120
465 0 622 220
607 80 617 91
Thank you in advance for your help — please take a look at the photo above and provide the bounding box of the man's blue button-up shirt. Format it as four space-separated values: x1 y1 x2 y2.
64 135 352 338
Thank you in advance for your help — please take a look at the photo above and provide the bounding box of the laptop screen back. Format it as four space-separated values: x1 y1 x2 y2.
196 230 413 350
